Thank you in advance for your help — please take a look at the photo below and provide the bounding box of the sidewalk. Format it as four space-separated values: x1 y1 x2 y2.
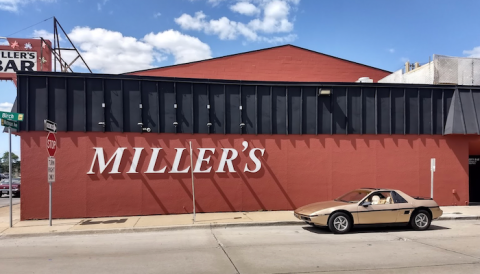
0 205 479 238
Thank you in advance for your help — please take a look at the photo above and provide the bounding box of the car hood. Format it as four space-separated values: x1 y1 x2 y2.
294 200 347 215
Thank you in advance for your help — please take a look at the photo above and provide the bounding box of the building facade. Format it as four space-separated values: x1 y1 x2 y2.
14 46 480 220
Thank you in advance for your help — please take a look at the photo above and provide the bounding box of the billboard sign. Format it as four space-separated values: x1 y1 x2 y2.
0 38 52 85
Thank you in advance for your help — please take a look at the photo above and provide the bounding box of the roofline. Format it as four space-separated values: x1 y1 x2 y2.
123 44 392 75
18 71 480 90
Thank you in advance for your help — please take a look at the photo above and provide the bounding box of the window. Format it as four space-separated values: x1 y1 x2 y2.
364 191 394 205
391 191 408 204
335 190 371 203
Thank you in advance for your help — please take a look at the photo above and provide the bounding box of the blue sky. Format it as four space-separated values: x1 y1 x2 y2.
1 0 480 158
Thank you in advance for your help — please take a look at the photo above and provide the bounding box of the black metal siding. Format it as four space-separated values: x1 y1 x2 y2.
17 72 478 135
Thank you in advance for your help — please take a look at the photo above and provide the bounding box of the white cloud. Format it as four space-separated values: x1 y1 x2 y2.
464 47 480 58
144 30 212 64
97 0 108 11
230 2 260 16
0 102 13 112
207 0 224 7
388 48 395 53
153 12 161 18
0 0 55 13
33 27 212 73
175 0 299 43
32 29 55 41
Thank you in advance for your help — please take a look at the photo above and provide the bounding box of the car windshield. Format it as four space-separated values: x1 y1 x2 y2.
335 190 371 203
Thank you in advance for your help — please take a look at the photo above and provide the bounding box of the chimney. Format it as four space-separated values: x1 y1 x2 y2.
405 61 410 73
414 62 420 69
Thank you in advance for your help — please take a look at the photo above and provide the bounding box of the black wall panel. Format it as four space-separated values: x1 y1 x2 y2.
123 80 141 133
193 84 208 134
347 87 362 134
142 81 158 133
272 87 286 134
391 89 404 135
209 84 224 134
66 78 85 132
241 85 256 134
257 86 271 134
363 88 376 134
288 86 301 134
226 85 240 134
105 79 123 132
302 87 316 135
48 77 67 132
159 82 175 133
16 72 468 136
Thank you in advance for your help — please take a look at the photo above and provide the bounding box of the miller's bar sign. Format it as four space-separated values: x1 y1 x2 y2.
88 145 266 175
0 50 37 73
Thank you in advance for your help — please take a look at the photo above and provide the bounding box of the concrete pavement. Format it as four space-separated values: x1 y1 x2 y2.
0 204 479 238
0 195 20 208
1 219 480 273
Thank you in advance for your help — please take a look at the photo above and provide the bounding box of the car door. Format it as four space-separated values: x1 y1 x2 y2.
357 191 399 224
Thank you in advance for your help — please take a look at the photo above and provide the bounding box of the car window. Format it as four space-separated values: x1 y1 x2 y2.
363 191 394 205
391 191 408 203
335 190 371 203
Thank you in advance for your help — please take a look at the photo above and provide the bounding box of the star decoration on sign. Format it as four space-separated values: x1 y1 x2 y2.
10 41 19 49
39 57 47 64
24 43 32 50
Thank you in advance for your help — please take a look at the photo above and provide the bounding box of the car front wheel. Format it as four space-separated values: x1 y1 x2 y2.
410 209 432 231
328 212 352 234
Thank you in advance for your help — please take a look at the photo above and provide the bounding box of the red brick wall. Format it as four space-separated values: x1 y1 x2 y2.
128 45 391 83
20 132 469 220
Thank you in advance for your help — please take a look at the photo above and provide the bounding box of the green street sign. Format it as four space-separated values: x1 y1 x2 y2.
1 119 18 129
0 111 24 122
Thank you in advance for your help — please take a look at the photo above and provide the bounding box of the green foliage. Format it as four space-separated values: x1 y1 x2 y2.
0 152 20 175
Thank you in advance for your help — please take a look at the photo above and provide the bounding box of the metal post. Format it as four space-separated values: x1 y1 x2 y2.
431 158 435 199
8 127 12 228
189 141 196 222
49 182 52 226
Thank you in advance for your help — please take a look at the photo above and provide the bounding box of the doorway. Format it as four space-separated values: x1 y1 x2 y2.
468 156 480 203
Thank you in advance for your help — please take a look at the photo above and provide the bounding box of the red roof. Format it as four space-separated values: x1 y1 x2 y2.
127 44 391 83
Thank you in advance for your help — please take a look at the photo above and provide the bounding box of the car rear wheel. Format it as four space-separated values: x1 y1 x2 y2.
410 209 431 231
328 212 352 234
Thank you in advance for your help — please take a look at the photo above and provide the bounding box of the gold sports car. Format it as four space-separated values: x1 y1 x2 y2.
294 188 443 234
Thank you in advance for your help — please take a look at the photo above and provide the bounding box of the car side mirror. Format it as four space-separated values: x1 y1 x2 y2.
362 202 371 207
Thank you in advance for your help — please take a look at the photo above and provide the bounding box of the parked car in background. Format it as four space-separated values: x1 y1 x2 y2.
0 179 21 198
294 188 443 234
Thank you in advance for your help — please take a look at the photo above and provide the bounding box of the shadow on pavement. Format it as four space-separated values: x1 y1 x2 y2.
302 224 450 234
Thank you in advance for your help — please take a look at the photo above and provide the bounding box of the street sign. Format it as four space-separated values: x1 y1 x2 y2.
44 119 57 133
0 111 24 122
46 132 57 157
48 157 55 183
1 119 17 129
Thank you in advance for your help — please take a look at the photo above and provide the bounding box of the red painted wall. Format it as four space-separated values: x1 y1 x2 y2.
20 132 469 220
128 45 391 83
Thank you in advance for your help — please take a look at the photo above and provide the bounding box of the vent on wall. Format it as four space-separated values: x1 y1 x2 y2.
356 77 373 83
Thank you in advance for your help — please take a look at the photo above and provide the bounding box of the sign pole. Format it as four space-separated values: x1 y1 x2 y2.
8 127 12 228
431 158 435 199
49 181 52 226
189 141 195 222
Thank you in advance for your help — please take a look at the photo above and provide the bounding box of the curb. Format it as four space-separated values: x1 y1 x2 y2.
0 216 478 239
0 221 303 239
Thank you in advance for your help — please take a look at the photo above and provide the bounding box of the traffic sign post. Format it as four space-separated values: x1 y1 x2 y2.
431 158 436 199
1 119 18 130
45 123 57 226
0 111 24 122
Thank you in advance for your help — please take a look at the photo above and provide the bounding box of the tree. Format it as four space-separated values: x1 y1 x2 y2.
0 152 20 175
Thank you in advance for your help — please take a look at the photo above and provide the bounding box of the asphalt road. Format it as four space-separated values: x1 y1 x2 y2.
1 220 480 274
0 195 20 208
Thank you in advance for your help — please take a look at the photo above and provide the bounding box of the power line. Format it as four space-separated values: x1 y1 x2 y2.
6 17 54 37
